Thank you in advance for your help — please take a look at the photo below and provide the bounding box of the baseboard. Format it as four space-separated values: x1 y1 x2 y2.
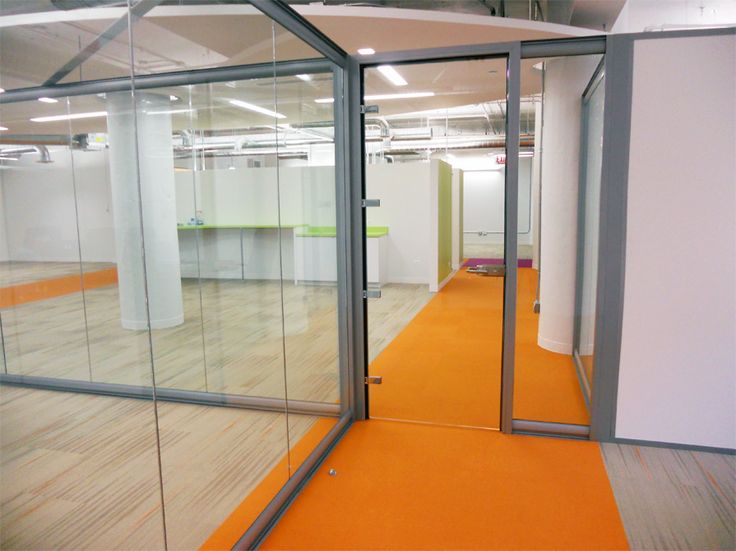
436 269 456 292
608 437 735 455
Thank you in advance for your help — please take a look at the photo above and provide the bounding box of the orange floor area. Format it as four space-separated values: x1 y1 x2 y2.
0 267 118 308
200 418 337 551
262 419 629 550
369 267 588 427
514 268 590 425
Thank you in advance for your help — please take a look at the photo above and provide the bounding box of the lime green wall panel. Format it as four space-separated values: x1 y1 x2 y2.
438 161 453 285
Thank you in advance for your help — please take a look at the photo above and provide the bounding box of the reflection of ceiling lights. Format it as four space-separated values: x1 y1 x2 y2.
228 99 286 119
296 74 312 82
0 88 5 94
315 91 435 104
358 48 375 55
0 126 7 131
377 65 408 86
38 97 58 103
30 111 107 122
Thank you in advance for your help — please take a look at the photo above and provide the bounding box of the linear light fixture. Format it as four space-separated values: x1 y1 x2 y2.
377 65 408 86
0 126 7 131
358 48 375 55
295 74 312 82
30 111 107 123
38 97 58 103
315 91 435 104
229 99 286 119
147 108 194 116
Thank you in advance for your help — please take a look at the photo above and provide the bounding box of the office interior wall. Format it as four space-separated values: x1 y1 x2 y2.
537 54 600 354
612 0 736 33
462 157 533 248
436 160 453 286
451 168 463 269
616 33 736 450
174 166 336 227
366 161 432 284
0 148 116 263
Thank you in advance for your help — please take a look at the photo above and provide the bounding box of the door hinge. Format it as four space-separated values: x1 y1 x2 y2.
363 289 381 299
365 376 383 385
361 104 379 114
361 198 380 208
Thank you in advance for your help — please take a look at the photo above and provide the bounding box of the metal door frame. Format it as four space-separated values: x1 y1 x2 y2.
350 43 521 433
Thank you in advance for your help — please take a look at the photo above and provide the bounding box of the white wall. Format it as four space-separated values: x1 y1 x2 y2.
366 162 432 284
612 0 736 33
175 166 336 227
0 148 116 263
616 34 736 449
537 54 601 354
462 157 533 249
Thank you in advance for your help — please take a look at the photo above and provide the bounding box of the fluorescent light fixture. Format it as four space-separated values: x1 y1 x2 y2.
38 97 58 103
228 99 286 119
0 126 7 131
377 65 408 86
30 111 107 123
358 48 375 55
315 91 434 104
295 74 311 82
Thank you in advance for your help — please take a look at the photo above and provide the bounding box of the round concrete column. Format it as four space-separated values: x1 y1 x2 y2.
537 55 599 354
107 91 183 330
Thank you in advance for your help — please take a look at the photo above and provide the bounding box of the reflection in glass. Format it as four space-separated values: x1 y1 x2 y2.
575 68 605 391
513 55 602 428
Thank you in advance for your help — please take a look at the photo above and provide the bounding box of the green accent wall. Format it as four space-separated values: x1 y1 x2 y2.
459 171 464 261
437 161 453 285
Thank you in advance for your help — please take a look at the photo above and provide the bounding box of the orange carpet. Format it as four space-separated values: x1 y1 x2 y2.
369 267 588 428
200 418 337 551
261 419 629 550
514 268 590 425
0 268 118 308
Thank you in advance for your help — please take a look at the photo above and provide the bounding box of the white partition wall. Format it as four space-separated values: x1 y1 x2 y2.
616 33 736 449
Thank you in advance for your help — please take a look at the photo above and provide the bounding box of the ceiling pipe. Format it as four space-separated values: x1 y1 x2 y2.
0 145 54 163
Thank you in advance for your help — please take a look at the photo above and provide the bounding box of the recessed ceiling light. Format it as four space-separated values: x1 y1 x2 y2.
358 48 375 55
30 111 107 122
169 95 180 101
228 99 286 119
377 65 408 87
296 74 312 82
38 97 58 103
314 91 435 104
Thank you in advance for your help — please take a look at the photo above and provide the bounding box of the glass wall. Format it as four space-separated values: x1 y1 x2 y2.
574 66 605 401
512 54 603 429
0 4 342 550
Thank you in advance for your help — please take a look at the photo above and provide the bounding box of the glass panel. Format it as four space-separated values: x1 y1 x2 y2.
0 5 132 88
513 55 603 427
131 7 320 75
364 57 507 429
576 69 605 393
271 65 341 477
0 91 167 548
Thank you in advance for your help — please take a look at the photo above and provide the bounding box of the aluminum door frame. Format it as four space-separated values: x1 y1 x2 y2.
350 42 522 433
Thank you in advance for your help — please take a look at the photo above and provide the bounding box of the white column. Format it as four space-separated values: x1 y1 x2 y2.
537 56 599 354
106 91 183 330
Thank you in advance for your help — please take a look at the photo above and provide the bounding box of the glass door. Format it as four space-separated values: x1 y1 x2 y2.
361 56 511 429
